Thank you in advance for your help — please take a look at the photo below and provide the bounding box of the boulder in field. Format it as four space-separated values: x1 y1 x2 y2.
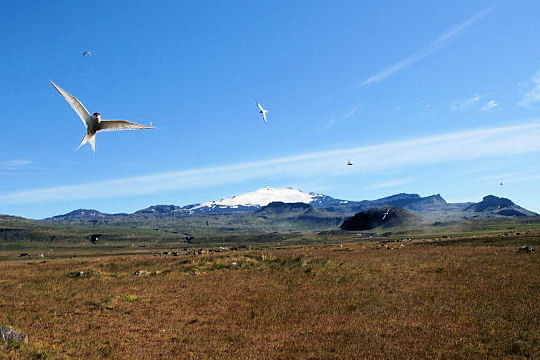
0 325 28 344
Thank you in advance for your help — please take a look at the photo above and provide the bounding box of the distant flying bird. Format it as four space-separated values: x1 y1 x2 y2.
82 51 92 56
500 182 503 186
50 80 154 154
256 102 268 123
346 160 353 166
382 208 391 221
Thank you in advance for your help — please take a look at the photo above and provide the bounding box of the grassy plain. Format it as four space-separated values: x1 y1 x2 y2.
0 228 539 359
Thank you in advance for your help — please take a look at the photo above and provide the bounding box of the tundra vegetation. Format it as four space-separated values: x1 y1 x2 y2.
0 220 539 359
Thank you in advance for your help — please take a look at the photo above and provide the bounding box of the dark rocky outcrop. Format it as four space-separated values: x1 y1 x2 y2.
340 207 416 231
255 202 312 216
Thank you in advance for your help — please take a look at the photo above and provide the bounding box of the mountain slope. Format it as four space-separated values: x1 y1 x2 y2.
253 202 343 231
340 207 420 231
464 195 536 216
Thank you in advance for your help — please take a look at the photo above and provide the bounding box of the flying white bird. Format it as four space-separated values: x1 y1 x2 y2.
50 80 154 154
256 102 268 123
82 51 92 56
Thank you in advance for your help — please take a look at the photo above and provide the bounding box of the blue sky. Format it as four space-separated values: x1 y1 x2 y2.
1 0 539 219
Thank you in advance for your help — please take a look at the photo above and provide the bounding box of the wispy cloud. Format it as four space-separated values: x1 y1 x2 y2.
368 178 411 190
342 106 358 120
451 94 481 111
1 122 540 205
320 106 358 132
481 100 499 111
0 160 32 171
479 170 540 184
519 69 540 106
359 7 491 87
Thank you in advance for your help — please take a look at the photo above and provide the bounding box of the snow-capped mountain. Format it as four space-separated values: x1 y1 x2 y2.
187 187 335 213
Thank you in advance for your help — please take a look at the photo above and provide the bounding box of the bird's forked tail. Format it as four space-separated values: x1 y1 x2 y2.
77 133 96 154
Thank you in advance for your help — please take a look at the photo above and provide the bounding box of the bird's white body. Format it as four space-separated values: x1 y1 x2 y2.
50 80 154 154
256 101 268 123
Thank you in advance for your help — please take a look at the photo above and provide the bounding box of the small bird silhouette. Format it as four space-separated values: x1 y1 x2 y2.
256 102 268 123
346 160 353 166
82 51 92 56
382 208 391 221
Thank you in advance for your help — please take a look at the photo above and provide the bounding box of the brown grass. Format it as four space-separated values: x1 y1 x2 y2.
0 242 539 359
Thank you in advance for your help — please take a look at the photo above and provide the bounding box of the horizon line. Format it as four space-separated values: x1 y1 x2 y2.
1 121 540 211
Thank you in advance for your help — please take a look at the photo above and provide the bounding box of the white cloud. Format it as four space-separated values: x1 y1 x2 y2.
1 122 540 205
481 100 499 111
451 94 481 111
519 70 540 106
342 106 358 120
359 7 491 87
320 106 357 131
0 160 32 171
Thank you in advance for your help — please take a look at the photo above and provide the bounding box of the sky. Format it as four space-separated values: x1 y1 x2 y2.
1 0 539 219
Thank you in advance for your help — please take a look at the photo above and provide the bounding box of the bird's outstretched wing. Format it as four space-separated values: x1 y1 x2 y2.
256 102 264 112
98 120 154 132
261 112 267 123
50 80 92 127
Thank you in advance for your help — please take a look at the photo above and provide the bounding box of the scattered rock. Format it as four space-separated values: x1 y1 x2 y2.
68 271 85 277
0 325 28 344
518 246 535 253
89 233 102 244
133 270 151 276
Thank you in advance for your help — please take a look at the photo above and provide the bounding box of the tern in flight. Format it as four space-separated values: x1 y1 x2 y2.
256 102 268 123
50 80 154 154
346 160 353 166
382 208 391 221
82 51 92 56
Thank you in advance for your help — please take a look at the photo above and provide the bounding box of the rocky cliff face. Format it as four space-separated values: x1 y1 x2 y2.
340 207 418 231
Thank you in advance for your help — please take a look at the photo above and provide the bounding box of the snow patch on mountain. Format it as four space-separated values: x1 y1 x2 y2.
191 187 317 210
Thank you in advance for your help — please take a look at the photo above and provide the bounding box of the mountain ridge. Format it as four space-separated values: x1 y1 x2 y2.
43 187 537 223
